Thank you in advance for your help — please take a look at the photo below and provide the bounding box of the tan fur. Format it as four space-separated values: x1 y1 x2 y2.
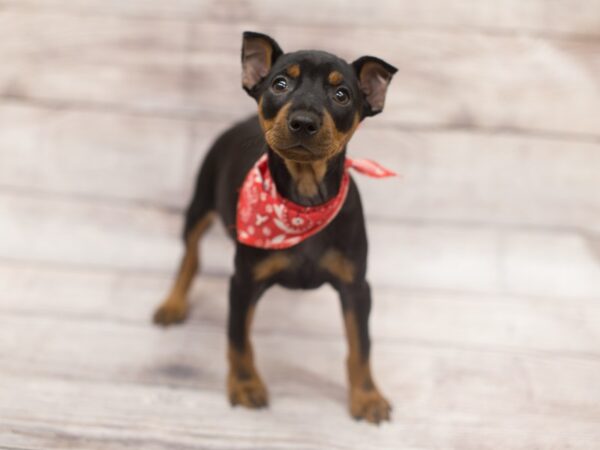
344 310 391 423
227 305 269 408
259 100 291 135
258 96 360 200
253 253 292 281
228 306 255 377
284 159 327 197
319 249 355 283
259 99 328 195
328 70 343 85
322 110 360 159
153 213 215 325
286 64 300 78
257 96 275 133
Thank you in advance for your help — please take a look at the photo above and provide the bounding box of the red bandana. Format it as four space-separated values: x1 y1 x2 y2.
236 154 396 249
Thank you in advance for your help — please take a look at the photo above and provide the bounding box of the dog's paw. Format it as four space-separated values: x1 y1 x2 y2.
153 300 188 326
350 388 392 424
228 372 269 409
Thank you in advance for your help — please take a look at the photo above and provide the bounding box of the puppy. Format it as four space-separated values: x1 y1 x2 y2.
154 31 397 424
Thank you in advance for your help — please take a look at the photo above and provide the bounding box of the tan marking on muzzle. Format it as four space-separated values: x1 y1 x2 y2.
322 110 361 158
259 100 292 135
261 100 360 168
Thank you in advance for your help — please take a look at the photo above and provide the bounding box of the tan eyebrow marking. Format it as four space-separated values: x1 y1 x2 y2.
328 71 344 86
286 64 300 78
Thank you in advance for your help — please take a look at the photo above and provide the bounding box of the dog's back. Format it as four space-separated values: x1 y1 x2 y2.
184 115 265 240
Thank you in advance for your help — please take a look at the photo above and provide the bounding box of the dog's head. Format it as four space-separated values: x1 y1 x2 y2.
241 31 397 163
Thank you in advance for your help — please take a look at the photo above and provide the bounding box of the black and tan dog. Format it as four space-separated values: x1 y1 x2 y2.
153 32 396 424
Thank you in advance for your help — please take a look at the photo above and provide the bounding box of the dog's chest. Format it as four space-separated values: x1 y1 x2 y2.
274 238 339 289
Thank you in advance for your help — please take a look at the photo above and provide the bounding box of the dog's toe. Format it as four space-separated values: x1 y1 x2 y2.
152 300 188 326
228 374 269 409
350 389 392 425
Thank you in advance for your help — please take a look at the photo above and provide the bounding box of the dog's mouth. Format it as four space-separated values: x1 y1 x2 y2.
273 142 328 162
265 127 336 162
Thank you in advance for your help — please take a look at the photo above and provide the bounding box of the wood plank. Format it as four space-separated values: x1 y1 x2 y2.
188 120 600 232
1 262 599 448
503 230 600 299
1 12 599 136
2 4 599 450
0 188 222 275
3 101 599 233
2 190 600 298
0 190 186 273
347 126 600 232
2 374 598 450
1 315 600 449
1 265 599 356
2 0 600 37
0 191 502 292
209 0 600 38
187 24 600 136
0 11 190 115
0 102 191 208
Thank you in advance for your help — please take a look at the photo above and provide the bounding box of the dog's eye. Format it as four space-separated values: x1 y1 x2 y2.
271 76 289 93
334 87 351 105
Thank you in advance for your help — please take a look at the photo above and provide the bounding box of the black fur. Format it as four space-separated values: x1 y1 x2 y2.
175 31 396 421
185 114 368 289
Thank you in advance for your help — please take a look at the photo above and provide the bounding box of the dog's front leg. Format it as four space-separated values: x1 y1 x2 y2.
338 280 391 424
227 273 269 408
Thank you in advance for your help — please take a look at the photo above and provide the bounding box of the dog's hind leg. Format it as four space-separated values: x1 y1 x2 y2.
153 211 214 326
153 153 218 326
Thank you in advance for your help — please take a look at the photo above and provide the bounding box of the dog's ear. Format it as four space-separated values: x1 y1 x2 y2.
241 31 283 97
352 56 397 117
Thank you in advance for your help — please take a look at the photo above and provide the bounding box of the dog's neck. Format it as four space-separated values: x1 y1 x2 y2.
267 147 346 206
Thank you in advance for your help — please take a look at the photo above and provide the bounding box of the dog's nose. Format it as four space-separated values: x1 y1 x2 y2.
287 111 321 136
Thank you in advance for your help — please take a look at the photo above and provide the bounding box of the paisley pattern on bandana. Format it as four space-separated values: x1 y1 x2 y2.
237 154 395 249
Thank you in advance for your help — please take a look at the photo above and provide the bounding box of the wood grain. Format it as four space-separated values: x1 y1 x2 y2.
1 190 599 298
0 191 501 292
187 23 600 136
2 265 599 355
2 0 600 37
3 102 600 233
0 102 191 207
2 373 598 450
1 12 600 136
2 272 600 450
1 2 600 449
0 10 189 115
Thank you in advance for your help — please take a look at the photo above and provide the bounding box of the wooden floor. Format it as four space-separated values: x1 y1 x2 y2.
2 1 600 449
